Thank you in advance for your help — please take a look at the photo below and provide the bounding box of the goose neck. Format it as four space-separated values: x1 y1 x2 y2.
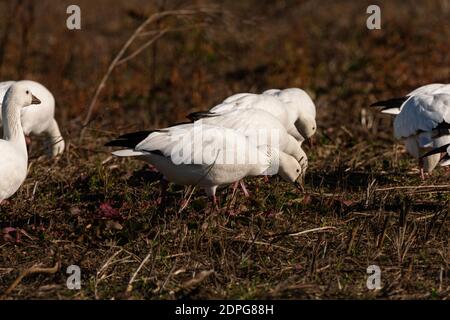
2 98 25 145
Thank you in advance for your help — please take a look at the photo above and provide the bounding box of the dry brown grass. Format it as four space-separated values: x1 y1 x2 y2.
0 0 449 299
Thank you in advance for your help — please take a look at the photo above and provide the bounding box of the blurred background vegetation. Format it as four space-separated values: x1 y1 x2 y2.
0 0 448 136
0 0 448 299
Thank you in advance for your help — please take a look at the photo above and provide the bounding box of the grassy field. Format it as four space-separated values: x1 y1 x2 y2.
0 0 449 299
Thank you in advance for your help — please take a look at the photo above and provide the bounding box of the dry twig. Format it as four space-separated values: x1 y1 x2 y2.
82 8 216 131
0 261 60 300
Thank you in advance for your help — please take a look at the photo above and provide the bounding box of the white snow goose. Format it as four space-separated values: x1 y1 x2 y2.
370 83 450 115
190 108 308 171
106 123 303 207
188 93 306 143
0 80 65 157
0 81 41 204
263 88 317 145
392 93 450 179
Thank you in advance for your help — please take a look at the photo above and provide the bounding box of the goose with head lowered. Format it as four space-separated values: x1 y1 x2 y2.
0 81 41 204
189 108 308 196
371 85 450 178
189 88 318 147
190 108 308 171
263 88 317 146
106 123 304 207
392 93 450 179
371 83 450 115
188 93 306 143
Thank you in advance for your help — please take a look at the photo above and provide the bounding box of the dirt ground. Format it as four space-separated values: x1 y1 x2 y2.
0 0 448 299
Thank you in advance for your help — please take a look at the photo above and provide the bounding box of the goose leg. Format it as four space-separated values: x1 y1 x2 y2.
239 181 250 198
420 168 425 180
231 180 250 197
157 179 169 210
212 195 219 208
25 135 32 154
418 158 425 180
232 181 239 195
204 186 219 211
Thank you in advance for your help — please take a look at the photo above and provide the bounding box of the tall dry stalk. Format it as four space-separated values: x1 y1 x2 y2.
81 7 218 136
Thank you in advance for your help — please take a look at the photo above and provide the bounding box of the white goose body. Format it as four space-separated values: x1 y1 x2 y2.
0 80 65 156
394 93 450 174
192 108 307 169
0 82 41 202
371 84 450 176
107 124 303 198
206 94 303 141
191 89 318 144
0 140 28 201
372 83 450 115
408 83 450 97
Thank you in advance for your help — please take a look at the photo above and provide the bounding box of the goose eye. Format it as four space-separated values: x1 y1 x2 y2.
296 169 300 173
26 90 29 94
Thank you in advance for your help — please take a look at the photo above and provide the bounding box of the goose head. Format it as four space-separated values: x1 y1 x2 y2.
278 152 303 184
263 146 303 184
276 88 317 142
3 81 41 110
258 145 303 183
295 115 317 140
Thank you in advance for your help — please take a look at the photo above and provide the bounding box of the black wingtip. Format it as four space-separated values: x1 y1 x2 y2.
117 131 153 140
421 143 450 159
435 121 450 130
169 121 193 127
370 96 408 109
187 110 212 121
105 131 154 149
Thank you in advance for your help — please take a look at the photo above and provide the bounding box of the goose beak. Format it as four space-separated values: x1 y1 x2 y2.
307 137 314 148
31 94 41 105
